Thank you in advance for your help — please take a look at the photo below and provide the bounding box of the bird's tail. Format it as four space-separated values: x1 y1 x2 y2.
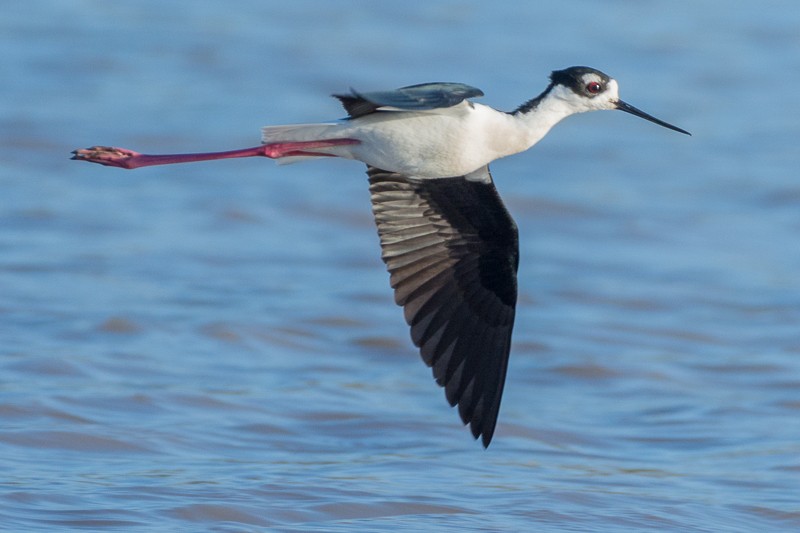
261 123 356 164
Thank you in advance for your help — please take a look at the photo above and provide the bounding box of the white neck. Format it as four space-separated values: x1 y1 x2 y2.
514 85 586 149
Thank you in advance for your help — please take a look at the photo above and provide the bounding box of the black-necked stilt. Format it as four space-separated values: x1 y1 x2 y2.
73 66 690 447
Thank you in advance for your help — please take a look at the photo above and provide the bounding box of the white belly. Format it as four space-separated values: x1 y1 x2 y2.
339 103 529 178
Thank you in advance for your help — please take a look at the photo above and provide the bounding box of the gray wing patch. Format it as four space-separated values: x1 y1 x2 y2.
367 166 518 447
335 82 484 118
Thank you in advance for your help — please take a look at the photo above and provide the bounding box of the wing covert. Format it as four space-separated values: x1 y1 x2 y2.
336 82 484 118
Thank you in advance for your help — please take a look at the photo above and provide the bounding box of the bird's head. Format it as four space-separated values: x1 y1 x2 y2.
548 66 690 135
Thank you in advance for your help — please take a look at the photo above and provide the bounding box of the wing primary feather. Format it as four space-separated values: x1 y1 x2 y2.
367 165 519 447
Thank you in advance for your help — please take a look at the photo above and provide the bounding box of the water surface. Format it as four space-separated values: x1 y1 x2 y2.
2 1 799 531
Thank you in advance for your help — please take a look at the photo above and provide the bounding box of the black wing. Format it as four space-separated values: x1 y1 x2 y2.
368 166 519 447
335 82 484 119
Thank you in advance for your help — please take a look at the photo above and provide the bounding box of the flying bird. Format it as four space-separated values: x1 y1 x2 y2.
72 66 690 447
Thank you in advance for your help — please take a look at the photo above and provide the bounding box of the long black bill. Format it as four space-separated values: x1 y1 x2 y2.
616 100 691 135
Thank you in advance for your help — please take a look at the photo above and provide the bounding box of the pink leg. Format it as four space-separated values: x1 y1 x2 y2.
71 139 361 169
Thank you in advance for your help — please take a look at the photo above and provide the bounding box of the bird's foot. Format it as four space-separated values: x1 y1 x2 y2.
71 146 142 169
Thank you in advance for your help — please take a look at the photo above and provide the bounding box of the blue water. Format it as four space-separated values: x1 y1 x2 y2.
2 1 799 531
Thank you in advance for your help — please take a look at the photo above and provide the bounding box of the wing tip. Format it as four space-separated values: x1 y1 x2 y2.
465 406 499 449
480 428 495 449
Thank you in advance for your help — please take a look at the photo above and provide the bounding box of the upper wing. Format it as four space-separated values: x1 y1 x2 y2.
335 82 484 119
368 166 518 447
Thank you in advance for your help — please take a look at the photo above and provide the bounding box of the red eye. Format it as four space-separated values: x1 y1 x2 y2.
586 81 602 94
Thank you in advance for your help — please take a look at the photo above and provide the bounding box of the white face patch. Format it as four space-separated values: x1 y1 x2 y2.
597 78 620 109
580 72 605 87
581 74 619 108
556 75 620 112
